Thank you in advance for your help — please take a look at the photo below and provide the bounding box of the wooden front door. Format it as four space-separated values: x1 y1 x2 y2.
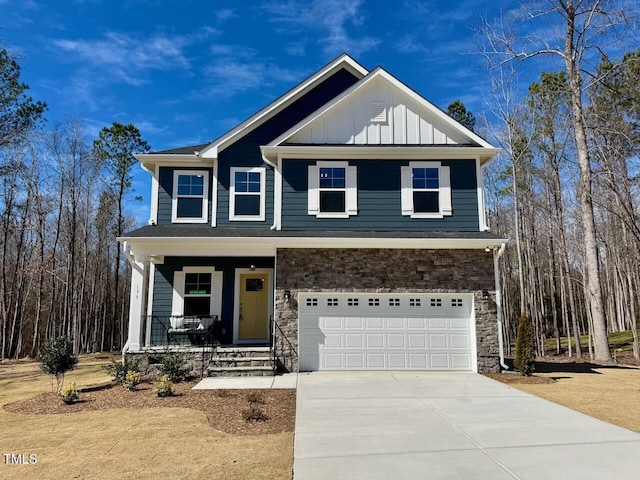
238 273 269 341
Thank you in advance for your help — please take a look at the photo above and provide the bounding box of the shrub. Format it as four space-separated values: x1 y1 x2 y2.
159 351 190 383
514 315 536 376
104 356 141 385
154 374 173 397
123 370 142 391
242 405 268 422
39 336 79 393
246 392 265 404
60 382 79 405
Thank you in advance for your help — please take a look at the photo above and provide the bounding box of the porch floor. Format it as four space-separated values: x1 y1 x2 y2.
193 373 298 390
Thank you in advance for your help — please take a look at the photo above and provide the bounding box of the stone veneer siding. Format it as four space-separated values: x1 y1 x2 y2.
274 248 500 373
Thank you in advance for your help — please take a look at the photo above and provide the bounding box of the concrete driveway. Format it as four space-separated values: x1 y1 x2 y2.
294 372 640 480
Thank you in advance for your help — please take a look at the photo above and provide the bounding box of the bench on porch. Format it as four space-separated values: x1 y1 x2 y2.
167 315 220 346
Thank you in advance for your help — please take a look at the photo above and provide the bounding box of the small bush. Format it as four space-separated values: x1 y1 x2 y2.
104 356 141 385
123 370 142 391
242 405 268 422
514 315 536 376
246 392 265 404
39 336 79 393
159 351 190 383
60 382 79 405
154 374 173 397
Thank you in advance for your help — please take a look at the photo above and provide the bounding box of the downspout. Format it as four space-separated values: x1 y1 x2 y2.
494 243 509 370
261 152 279 230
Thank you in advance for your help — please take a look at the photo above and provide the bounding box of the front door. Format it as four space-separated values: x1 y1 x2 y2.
238 272 270 341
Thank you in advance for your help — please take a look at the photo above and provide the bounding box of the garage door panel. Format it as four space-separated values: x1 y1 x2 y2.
366 353 385 368
449 318 468 329
387 334 406 348
345 353 364 368
409 353 428 368
451 354 471 369
408 334 426 348
430 354 450 369
324 333 342 348
429 318 446 329
386 317 404 328
345 333 363 348
429 333 447 349
407 318 427 329
299 293 474 372
450 334 470 349
322 316 342 329
366 317 384 328
366 333 384 348
344 317 363 329
388 354 406 368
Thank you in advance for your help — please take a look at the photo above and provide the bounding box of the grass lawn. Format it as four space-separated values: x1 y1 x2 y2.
544 329 637 354
501 363 640 434
0 355 294 480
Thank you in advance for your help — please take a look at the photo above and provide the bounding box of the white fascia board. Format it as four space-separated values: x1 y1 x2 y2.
261 145 501 162
199 54 368 159
267 67 499 153
116 235 508 257
135 153 213 172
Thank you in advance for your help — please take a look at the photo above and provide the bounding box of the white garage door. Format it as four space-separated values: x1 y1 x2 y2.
298 293 475 372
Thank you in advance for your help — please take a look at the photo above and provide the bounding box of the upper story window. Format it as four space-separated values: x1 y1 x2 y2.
401 161 452 219
172 170 209 223
230 167 266 221
308 161 357 218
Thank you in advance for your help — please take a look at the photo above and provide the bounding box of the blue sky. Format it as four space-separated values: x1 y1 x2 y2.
1 0 524 147
0 0 606 222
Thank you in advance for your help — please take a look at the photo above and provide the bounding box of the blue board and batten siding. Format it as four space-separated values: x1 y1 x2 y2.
281 159 480 231
151 257 275 345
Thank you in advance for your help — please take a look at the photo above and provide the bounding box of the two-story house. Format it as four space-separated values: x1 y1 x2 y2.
119 54 507 376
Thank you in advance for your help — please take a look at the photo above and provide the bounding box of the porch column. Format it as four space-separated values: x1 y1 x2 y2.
124 245 148 352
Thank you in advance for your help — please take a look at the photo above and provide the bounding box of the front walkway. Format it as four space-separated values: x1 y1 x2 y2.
193 373 297 390
294 372 640 480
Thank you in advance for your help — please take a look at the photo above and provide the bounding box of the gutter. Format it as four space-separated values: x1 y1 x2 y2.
493 243 509 370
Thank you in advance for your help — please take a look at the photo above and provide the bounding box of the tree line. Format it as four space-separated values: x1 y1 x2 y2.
482 0 640 363
0 47 149 359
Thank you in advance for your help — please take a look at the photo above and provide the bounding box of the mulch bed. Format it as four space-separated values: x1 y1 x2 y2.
483 373 556 384
3 379 296 436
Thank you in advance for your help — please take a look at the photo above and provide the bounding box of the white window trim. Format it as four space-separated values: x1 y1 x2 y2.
171 170 209 224
229 166 266 221
401 161 452 219
308 160 357 218
171 267 223 322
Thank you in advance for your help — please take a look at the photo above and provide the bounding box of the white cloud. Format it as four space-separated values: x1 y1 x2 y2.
52 31 194 85
200 58 303 98
215 8 236 23
261 0 379 56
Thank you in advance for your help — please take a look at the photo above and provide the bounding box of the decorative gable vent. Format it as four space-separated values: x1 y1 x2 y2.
371 102 387 123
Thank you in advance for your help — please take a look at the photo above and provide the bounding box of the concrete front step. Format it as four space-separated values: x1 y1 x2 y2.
207 345 274 377
207 366 275 377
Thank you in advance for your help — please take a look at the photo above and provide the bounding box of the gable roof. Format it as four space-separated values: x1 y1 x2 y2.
267 67 495 151
198 54 368 159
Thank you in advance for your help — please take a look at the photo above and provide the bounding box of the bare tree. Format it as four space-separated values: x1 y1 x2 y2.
480 0 640 362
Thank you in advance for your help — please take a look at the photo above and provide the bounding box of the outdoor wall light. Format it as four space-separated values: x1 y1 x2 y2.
482 290 490 299
484 246 491 253
249 264 256 271
284 290 291 301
